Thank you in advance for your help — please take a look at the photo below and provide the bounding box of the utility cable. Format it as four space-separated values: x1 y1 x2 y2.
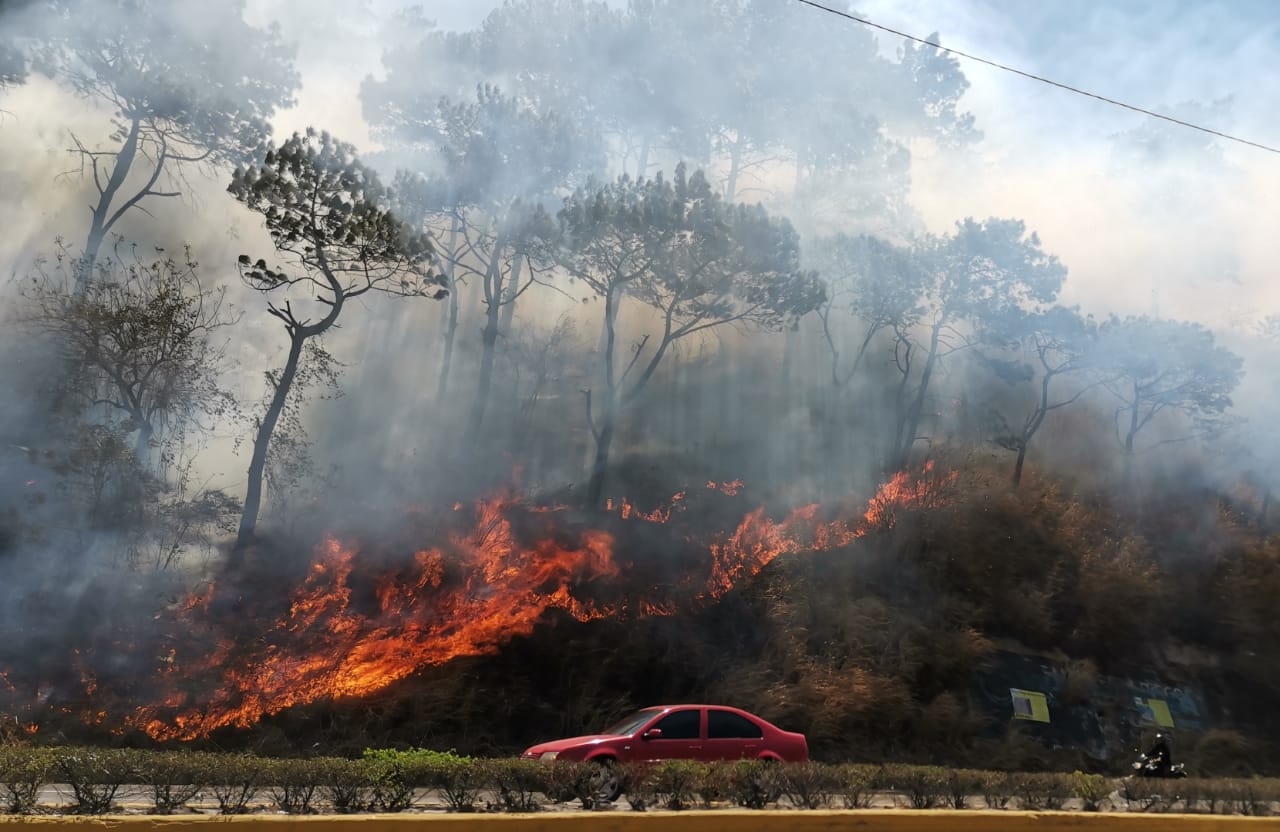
792 0 1280 156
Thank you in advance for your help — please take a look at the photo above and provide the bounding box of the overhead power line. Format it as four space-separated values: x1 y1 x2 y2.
792 0 1280 156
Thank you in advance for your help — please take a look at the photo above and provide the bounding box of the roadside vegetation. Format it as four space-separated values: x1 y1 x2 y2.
2 745 1280 816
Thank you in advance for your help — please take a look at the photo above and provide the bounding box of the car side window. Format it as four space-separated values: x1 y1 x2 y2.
708 710 764 739
652 709 701 739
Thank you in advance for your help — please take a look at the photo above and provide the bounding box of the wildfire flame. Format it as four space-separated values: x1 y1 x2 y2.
703 462 956 599
132 491 619 740
1 465 956 741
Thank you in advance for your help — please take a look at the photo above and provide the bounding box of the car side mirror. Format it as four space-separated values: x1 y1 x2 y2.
642 728 663 740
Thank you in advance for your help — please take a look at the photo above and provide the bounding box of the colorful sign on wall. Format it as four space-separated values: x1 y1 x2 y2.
1010 688 1050 723
1135 697 1175 728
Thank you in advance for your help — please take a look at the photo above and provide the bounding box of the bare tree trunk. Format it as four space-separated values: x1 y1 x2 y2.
725 139 742 203
1012 443 1028 486
134 421 153 465
889 341 913 471
464 232 507 443
231 334 305 566
636 135 651 180
498 244 525 335
585 410 615 507
1012 372 1054 487
896 321 942 470
1123 381 1140 485
436 214 461 399
586 286 621 507
846 325 879 385
83 115 143 273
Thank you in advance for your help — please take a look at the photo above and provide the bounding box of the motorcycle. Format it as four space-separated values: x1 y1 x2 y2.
1131 752 1187 779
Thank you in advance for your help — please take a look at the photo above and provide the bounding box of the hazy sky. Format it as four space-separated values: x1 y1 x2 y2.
5 0 1278 329
243 0 1279 328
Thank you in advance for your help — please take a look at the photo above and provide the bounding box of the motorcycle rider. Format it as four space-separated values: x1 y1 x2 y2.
1143 732 1173 776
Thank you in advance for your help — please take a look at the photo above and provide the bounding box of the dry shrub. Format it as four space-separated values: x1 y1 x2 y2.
1072 536 1165 659
882 763 947 809
694 762 729 808
1013 771 1072 810
1212 539 1280 666
1193 778 1234 815
312 757 374 814
263 758 319 814
0 745 54 814
1192 730 1257 778
621 762 657 811
981 771 1016 809
483 758 547 812
543 760 596 808
970 722 1052 772
649 760 704 810
837 763 878 809
918 692 980 751
1119 775 1169 813
54 747 140 815
781 761 839 809
944 769 985 810
1060 659 1099 705
1070 771 1111 811
1226 778 1280 816
746 659 915 758
724 760 782 810
206 753 265 814
136 750 209 814
905 482 1069 646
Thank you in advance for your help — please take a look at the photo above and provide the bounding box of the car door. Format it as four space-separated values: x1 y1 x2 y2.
636 707 704 761
705 708 765 760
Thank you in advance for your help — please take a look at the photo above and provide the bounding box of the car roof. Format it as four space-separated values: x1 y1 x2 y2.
650 704 756 712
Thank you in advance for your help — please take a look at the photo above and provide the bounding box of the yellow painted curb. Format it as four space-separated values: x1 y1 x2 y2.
2 813 1280 831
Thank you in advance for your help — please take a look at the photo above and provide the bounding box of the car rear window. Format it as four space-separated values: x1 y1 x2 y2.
708 709 763 739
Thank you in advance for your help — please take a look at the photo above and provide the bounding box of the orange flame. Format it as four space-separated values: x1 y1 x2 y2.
75 467 954 741
702 462 958 599
606 491 686 523
132 492 620 740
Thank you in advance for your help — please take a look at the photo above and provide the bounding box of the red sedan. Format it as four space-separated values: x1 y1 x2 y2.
522 704 808 800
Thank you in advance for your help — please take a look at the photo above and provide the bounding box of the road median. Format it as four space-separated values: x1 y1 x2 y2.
4 812 1280 831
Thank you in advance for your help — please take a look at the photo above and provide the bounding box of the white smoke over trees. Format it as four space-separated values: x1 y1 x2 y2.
0 0 1273 754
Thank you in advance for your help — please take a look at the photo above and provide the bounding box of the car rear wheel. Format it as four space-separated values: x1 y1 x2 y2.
587 758 623 803
754 757 783 806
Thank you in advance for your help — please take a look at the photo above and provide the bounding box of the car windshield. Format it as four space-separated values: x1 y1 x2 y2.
600 708 663 736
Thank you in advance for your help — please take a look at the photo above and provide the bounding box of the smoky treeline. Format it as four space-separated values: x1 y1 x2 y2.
0 0 1276 754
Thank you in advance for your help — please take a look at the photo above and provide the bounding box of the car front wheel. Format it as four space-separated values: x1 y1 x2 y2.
587 758 623 803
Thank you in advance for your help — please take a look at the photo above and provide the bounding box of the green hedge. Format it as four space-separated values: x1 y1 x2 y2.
2 744 1280 815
